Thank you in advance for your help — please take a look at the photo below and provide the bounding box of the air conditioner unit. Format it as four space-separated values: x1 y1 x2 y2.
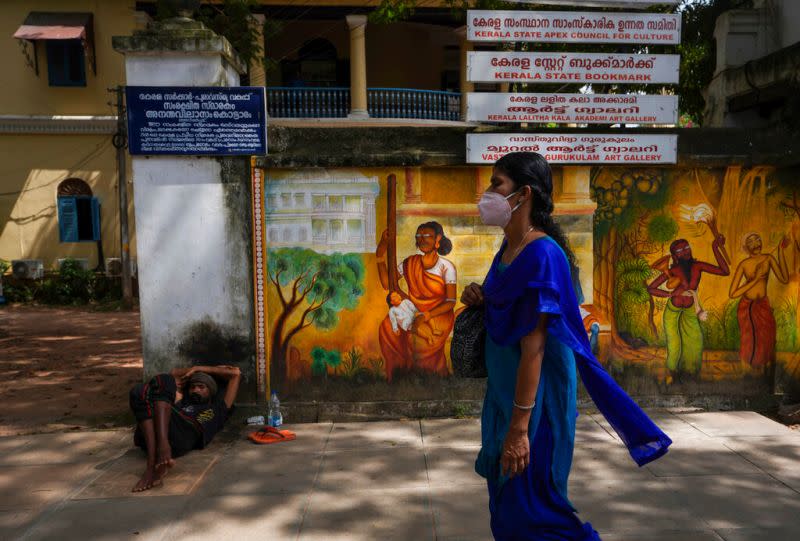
105 258 137 277
106 258 122 277
11 259 44 280
56 258 90 271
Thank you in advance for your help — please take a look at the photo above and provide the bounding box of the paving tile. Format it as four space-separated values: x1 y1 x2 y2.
571 441 657 481
326 420 422 451
425 445 484 487
299 488 434 541
0 430 130 466
591 411 710 442
0 463 95 510
721 436 800 492
428 484 491 540
575 414 619 444
568 478 708 534
0 436 33 456
675 412 797 438
421 419 482 448
645 436 765 477
661 473 800 529
72 447 219 499
168 493 307 541
0 508 38 540
715 526 800 541
317 446 429 491
21 495 189 541
601 531 724 541
197 442 322 496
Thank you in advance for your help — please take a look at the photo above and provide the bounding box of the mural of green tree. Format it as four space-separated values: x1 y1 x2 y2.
267 248 365 387
592 169 676 358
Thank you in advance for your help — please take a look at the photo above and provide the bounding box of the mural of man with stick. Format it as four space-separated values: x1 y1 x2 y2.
648 233 729 383
729 233 790 372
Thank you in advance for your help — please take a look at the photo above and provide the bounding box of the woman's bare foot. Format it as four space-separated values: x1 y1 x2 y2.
132 465 163 492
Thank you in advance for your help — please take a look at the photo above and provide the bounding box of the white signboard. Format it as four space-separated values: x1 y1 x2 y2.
467 52 679 84
467 10 680 44
503 1 679 7
466 133 678 164
467 93 678 124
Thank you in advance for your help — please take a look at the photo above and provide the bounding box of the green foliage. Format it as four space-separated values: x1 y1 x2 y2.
702 298 741 350
370 0 417 24
311 346 342 377
368 357 385 378
0 259 8 276
1 259 122 305
156 0 264 67
593 170 668 233
268 248 365 332
615 258 657 343
775 298 799 353
341 347 363 378
678 0 754 124
648 214 679 244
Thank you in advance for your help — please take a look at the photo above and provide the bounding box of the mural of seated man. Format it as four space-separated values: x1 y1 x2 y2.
376 221 457 381
128 365 240 492
387 291 442 346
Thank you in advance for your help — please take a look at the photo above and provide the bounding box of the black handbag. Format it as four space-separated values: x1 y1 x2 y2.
450 304 487 378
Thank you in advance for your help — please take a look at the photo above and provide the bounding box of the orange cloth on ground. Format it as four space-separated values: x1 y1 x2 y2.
379 255 454 381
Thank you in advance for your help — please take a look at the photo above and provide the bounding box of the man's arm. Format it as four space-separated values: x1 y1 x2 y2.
696 235 730 276
647 273 672 298
192 365 241 409
172 365 241 409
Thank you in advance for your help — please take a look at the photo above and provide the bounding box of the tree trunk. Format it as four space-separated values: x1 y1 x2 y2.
601 227 657 363
270 310 290 388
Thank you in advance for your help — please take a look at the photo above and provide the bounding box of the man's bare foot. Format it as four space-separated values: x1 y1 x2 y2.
156 444 175 470
132 465 163 492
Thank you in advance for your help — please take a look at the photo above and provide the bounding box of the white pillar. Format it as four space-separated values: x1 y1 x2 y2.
113 19 254 380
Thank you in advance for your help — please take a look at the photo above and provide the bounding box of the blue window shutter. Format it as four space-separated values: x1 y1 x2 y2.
58 197 79 242
91 198 101 241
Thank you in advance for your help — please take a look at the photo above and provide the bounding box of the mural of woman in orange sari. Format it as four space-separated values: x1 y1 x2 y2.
376 222 457 381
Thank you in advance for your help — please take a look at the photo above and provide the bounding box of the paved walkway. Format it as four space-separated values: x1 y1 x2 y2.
1 410 799 541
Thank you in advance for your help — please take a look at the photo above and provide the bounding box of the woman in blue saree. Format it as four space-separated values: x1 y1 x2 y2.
461 153 672 540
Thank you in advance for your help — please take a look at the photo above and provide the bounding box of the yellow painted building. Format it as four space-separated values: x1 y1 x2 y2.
0 1 142 272
0 0 475 272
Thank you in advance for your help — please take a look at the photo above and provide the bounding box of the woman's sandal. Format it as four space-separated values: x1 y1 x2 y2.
248 426 297 445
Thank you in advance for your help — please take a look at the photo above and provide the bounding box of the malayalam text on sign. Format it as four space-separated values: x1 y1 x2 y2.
125 86 267 156
466 133 678 164
468 10 680 44
466 93 678 124
467 52 680 84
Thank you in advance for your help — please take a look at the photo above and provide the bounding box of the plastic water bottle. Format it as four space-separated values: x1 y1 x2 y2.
268 391 283 428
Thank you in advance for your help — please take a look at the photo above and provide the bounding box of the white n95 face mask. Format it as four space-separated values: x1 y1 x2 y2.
477 190 521 227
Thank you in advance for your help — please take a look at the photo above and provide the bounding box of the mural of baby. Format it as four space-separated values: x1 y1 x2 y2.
386 292 441 346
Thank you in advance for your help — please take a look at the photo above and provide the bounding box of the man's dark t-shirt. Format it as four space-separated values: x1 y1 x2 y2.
173 393 232 448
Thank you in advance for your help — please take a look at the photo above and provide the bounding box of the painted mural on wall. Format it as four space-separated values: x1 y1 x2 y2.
257 164 800 401
261 167 516 397
591 165 800 393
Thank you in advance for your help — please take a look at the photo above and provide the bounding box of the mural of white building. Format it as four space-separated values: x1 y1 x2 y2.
264 170 380 254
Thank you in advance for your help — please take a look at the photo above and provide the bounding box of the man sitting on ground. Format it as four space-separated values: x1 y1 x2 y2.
128 364 241 492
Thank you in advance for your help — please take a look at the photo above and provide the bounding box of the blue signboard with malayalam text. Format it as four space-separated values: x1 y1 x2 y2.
125 86 267 156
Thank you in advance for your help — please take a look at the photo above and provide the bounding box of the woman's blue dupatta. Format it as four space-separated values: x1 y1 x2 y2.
483 238 672 467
